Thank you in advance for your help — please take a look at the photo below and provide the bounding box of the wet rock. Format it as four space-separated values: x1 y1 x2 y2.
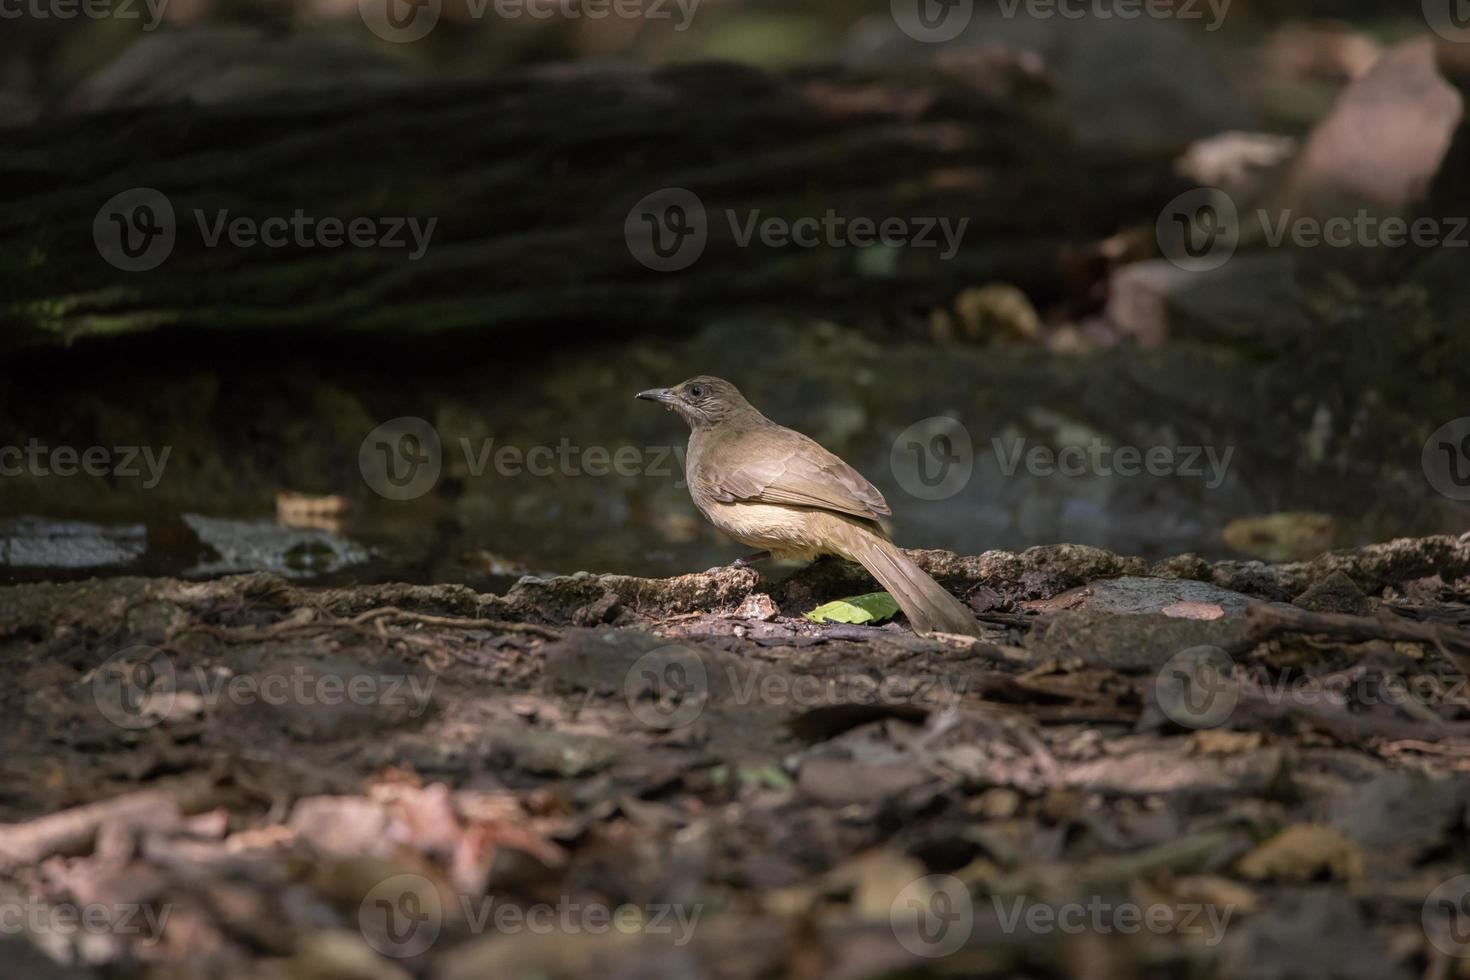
215 655 436 742
183 514 371 579
1106 255 1308 348
734 594 779 621
507 566 757 625
492 729 620 779
850 13 1255 151
1325 771 1467 864
1269 37 1461 224
572 592 622 626
67 26 418 113
1223 512 1336 562
542 629 753 707
1029 608 1244 672
1293 571 1371 615
0 517 146 569
1059 576 1254 620
1062 744 1286 796
1227 891 1411 980
797 757 931 806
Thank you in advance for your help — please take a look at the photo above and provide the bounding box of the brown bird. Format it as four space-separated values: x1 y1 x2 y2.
637 376 982 637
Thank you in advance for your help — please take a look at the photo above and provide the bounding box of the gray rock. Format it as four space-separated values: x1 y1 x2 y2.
66 26 419 114
849 12 1255 151
1269 37 1461 222
1106 255 1308 347
1077 576 1254 618
182 514 370 579
0 517 146 569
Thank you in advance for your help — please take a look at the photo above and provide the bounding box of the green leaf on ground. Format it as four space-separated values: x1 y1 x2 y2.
804 591 900 625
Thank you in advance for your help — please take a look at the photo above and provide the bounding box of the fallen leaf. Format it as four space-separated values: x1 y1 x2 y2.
1188 730 1263 754
805 592 900 625
1163 601 1225 620
1237 825 1364 882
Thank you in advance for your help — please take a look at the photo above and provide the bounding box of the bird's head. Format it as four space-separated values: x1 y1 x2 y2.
636 376 756 430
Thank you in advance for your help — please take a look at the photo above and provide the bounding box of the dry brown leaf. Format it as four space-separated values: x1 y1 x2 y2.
1188 730 1264 755
1162 602 1225 620
1236 825 1364 882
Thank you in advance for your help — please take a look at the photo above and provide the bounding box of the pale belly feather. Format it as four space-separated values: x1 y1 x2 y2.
695 498 833 562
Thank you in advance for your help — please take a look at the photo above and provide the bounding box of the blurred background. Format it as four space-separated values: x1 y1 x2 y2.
1 0 1468 591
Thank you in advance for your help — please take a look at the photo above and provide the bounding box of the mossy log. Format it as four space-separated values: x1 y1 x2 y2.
0 58 1179 351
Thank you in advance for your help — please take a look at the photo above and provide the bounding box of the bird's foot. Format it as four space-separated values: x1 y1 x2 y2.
731 551 771 568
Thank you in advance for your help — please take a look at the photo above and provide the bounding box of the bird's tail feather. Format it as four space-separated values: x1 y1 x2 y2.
828 522 982 637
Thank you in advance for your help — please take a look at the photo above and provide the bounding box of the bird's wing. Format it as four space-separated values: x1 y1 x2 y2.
696 428 891 521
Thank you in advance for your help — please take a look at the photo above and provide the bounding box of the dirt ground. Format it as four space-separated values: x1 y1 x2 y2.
2 536 1470 979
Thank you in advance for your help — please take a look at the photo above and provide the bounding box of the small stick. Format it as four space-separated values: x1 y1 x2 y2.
1246 602 1470 673
349 607 562 640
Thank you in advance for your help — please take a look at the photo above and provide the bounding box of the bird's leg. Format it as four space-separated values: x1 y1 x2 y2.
731 551 771 567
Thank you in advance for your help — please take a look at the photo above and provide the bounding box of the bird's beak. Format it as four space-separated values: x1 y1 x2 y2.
636 388 676 405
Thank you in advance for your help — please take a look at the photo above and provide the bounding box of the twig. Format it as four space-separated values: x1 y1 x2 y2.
1246 602 1470 674
349 607 562 640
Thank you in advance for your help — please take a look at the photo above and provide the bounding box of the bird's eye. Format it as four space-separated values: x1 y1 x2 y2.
690 385 705 398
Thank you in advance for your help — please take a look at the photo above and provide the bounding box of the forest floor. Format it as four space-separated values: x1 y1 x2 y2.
2 536 1470 979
